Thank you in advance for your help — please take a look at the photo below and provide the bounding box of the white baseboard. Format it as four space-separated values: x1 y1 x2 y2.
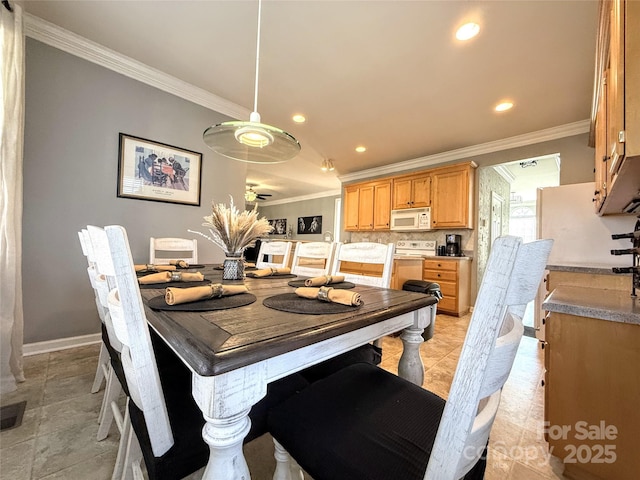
24 333 102 356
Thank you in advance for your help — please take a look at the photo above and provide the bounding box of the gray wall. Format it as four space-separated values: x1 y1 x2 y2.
257 196 340 242
23 39 247 344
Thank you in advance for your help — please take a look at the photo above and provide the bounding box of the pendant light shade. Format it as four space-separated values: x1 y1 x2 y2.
203 0 301 164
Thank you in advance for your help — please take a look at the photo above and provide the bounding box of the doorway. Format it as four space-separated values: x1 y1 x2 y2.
485 154 560 335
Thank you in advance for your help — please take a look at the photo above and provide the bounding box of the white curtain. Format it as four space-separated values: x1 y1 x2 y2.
0 3 25 393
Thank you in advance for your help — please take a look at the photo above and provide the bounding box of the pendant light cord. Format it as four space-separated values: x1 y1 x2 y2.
252 0 262 114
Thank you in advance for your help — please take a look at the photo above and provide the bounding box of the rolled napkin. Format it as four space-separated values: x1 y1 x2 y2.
304 275 346 287
138 271 204 285
246 267 291 278
169 260 189 268
165 283 249 305
134 264 176 272
295 286 362 306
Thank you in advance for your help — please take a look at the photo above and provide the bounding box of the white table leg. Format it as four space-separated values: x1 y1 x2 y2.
200 409 252 480
398 306 433 385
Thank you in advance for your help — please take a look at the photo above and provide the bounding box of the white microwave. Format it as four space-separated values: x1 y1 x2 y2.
390 207 432 231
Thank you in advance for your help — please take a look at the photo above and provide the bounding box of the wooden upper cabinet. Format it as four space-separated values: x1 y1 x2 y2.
373 180 392 230
431 163 475 229
344 185 360 230
392 173 431 209
343 179 392 231
592 0 640 214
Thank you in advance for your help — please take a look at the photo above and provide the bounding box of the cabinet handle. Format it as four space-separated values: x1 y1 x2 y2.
437 263 441 267
541 379 545 387
437 273 441 277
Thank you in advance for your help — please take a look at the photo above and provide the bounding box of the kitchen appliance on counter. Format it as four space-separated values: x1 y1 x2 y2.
390 207 432 231
394 240 436 258
445 234 462 256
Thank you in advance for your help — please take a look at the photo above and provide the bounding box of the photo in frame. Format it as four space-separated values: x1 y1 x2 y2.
117 133 202 206
297 216 322 234
268 219 287 235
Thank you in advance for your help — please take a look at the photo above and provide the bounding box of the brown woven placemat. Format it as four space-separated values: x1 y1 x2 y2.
147 293 256 311
287 279 355 289
263 293 362 315
138 280 212 290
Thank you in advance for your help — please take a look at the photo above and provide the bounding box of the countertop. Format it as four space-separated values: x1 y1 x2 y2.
543 285 640 325
546 264 627 275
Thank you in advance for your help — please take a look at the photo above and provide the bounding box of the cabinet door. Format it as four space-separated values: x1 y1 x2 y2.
344 186 360 231
358 184 375 230
432 167 470 228
594 71 609 212
411 175 431 208
392 178 413 209
373 181 392 230
608 0 625 173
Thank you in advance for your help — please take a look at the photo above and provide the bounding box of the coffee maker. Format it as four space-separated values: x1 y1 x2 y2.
445 234 462 256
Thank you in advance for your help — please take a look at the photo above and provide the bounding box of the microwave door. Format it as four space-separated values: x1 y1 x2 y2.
392 216 416 230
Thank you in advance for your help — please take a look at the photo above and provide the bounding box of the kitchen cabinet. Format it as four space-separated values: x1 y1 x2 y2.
431 163 475 229
591 0 640 215
392 173 431 210
344 179 392 231
391 257 423 290
543 286 640 480
422 257 471 316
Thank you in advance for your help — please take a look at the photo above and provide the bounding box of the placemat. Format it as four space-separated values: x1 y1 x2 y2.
138 280 212 290
287 279 355 289
246 273 297 279
263 293 362 315
176 264 205 269
213 265 257 271
147 293 256 311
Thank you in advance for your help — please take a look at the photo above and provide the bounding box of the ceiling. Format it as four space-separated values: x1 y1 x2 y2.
18 0 599 203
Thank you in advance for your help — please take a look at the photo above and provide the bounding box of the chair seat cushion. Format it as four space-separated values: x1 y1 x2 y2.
268 363 446 480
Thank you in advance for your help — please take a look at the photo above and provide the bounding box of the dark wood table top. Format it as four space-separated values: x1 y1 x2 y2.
140 265 438 376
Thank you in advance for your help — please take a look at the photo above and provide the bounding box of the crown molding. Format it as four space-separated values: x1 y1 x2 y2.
259 189 342 207
23 13 250 121
338 119 590 184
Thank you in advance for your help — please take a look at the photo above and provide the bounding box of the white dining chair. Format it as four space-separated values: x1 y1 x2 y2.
149 237 198 265
268 236 553 480
255 240 293 270
330 242 395 288
290 241 336 277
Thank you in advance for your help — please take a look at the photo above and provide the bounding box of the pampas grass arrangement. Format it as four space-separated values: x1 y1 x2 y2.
188 196 273 256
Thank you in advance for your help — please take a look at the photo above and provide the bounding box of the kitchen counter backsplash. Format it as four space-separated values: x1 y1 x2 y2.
349 230 474 257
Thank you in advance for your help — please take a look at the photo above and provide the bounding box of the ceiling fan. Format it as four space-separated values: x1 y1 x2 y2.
245 184 272 202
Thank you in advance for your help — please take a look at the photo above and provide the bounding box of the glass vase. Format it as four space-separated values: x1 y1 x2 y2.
223 254 244 281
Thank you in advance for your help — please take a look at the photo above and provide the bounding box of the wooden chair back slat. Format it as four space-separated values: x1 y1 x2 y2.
149 237 198 265
330 242 395 288
290 242 336 277
255 241 293 269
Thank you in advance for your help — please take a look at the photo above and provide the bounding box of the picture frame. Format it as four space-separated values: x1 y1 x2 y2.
117 133 202 206
297 215 322 235
268 218 287 235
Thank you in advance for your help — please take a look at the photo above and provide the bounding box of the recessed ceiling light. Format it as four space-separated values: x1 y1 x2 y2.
495 102 514 112
355 146 367 153
292 114 306 123
456 22 480 41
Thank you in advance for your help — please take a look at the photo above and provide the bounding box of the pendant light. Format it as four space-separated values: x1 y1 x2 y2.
203 0 301 164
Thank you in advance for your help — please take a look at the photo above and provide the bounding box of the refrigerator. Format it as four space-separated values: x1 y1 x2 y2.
534 182 637 338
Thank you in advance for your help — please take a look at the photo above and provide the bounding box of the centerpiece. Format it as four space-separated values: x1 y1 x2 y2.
189 196 272 280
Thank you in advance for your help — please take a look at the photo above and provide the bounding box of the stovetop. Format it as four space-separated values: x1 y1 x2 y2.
395 240 436 257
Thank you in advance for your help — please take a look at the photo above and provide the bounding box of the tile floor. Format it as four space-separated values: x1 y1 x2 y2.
0 311 566 479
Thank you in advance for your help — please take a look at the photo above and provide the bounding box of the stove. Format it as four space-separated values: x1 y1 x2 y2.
395 240 436 257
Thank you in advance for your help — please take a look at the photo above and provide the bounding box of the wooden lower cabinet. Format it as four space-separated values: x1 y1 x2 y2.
545 312 640 479
422 258 471 316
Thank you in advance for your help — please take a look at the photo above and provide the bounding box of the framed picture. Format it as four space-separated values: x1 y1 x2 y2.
117 133 202 206
297 215 322 235
268 218 287 235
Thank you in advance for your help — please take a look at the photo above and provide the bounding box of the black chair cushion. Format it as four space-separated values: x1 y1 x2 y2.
127 328 309 480
269 363 486 480
298 343 382 384
100 323 130 397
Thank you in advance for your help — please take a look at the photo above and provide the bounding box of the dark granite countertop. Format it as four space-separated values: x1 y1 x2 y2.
543 285 640 325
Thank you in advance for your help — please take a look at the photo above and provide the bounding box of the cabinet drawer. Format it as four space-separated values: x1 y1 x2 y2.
423 259 458 272
437 297 457 313
423 269 457 282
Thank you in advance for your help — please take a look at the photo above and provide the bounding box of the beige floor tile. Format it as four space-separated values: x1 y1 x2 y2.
0 406 41 449
37 392 103 436
32 421 118 478
36 450 118 480
0 438 35 480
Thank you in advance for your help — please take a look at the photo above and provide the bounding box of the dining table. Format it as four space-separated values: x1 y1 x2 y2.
138 264 439 480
